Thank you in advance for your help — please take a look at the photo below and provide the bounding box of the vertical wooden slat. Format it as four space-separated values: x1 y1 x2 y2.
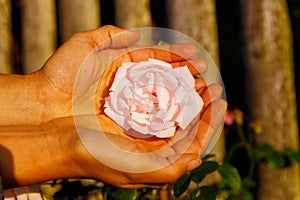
20 0 57 74
0 0 12 74
58 0 100 42
167 0 220 67
244 0 300 199
115 0 152 29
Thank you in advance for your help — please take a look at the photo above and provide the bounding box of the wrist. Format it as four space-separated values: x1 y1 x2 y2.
0 117 81 187
0 72 46 125
37 70 73 124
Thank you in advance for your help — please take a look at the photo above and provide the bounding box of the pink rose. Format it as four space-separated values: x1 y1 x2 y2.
104 58 204 138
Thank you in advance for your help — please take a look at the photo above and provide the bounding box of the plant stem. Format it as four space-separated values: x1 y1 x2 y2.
224 142 251 163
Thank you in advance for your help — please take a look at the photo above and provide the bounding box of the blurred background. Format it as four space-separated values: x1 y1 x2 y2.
0 0 299 199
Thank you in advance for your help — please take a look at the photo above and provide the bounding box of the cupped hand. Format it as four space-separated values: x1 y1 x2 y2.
70 63 226 188
38 25 206 123
68 90 226 188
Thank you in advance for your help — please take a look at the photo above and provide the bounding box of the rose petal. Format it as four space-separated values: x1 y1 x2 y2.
149 118 165 131
174 66 195 88
164 100 179 121
128 120 150 135
148 58 172 68
155 85 170 111
155 126 176 138
174 85 186 104
131 111 150 125
104 107 129 130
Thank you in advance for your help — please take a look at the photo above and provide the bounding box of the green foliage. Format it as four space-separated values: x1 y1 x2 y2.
250 143 300 168
217 164 241 192
191 161 219 183
173 173 191 197
173 161 220 199
190 186 216 200
172 109 300 200
173 160 242 200
104 187 137 200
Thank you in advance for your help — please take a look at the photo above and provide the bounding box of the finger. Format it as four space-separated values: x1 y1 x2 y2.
195 78 206 91
171 58 207 75
127 44 199 63
174 98 227 156
196 98 224 150
120 183 166 189
86 25 140 50
126 153 200 186
198 99 227 154
201 99 227 130
200 84 223 111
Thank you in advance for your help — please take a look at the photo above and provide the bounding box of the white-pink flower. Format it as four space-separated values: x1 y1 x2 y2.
104 58 203 138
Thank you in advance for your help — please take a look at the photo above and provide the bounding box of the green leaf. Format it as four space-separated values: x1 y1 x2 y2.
292 152 300 163
173 173 191 197
191 161 219 183
238 188 254 200
242 177 256 188
190 188 201 200
190 186 216 200
265 152 286 168
218 164 241 191
108 188 137 200
251 143 276 162
227 188 254 200
283 146 294 156
42 194 53 200
284 147 300 164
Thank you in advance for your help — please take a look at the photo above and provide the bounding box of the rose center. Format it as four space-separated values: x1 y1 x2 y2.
129 88 164 124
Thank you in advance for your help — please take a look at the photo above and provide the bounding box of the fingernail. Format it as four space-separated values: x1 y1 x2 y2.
187 159 201 171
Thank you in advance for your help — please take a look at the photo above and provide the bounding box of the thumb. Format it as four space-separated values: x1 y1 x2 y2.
88 25 140 50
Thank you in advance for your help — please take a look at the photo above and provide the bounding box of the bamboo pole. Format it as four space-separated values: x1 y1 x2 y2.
244 0 300 199
58 0 100 42
20 0 57 74
0 0 13 74
115 0 152 29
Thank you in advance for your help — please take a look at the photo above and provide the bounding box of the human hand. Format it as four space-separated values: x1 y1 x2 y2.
47 95 226 189
59 26 227 187
68 47 226 187
0 92 225 189
0 25 227 188
38 25 207 123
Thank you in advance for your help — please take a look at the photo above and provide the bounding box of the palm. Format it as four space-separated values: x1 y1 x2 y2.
40 37 136 120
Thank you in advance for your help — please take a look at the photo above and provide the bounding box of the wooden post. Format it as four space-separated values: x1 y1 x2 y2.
244 0 300 199
0 0 12 74
115 0 152 28
58 0 100 42
20 0 57 74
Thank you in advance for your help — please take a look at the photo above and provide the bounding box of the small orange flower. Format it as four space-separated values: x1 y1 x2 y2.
250 120 263 135
232 108 244 125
